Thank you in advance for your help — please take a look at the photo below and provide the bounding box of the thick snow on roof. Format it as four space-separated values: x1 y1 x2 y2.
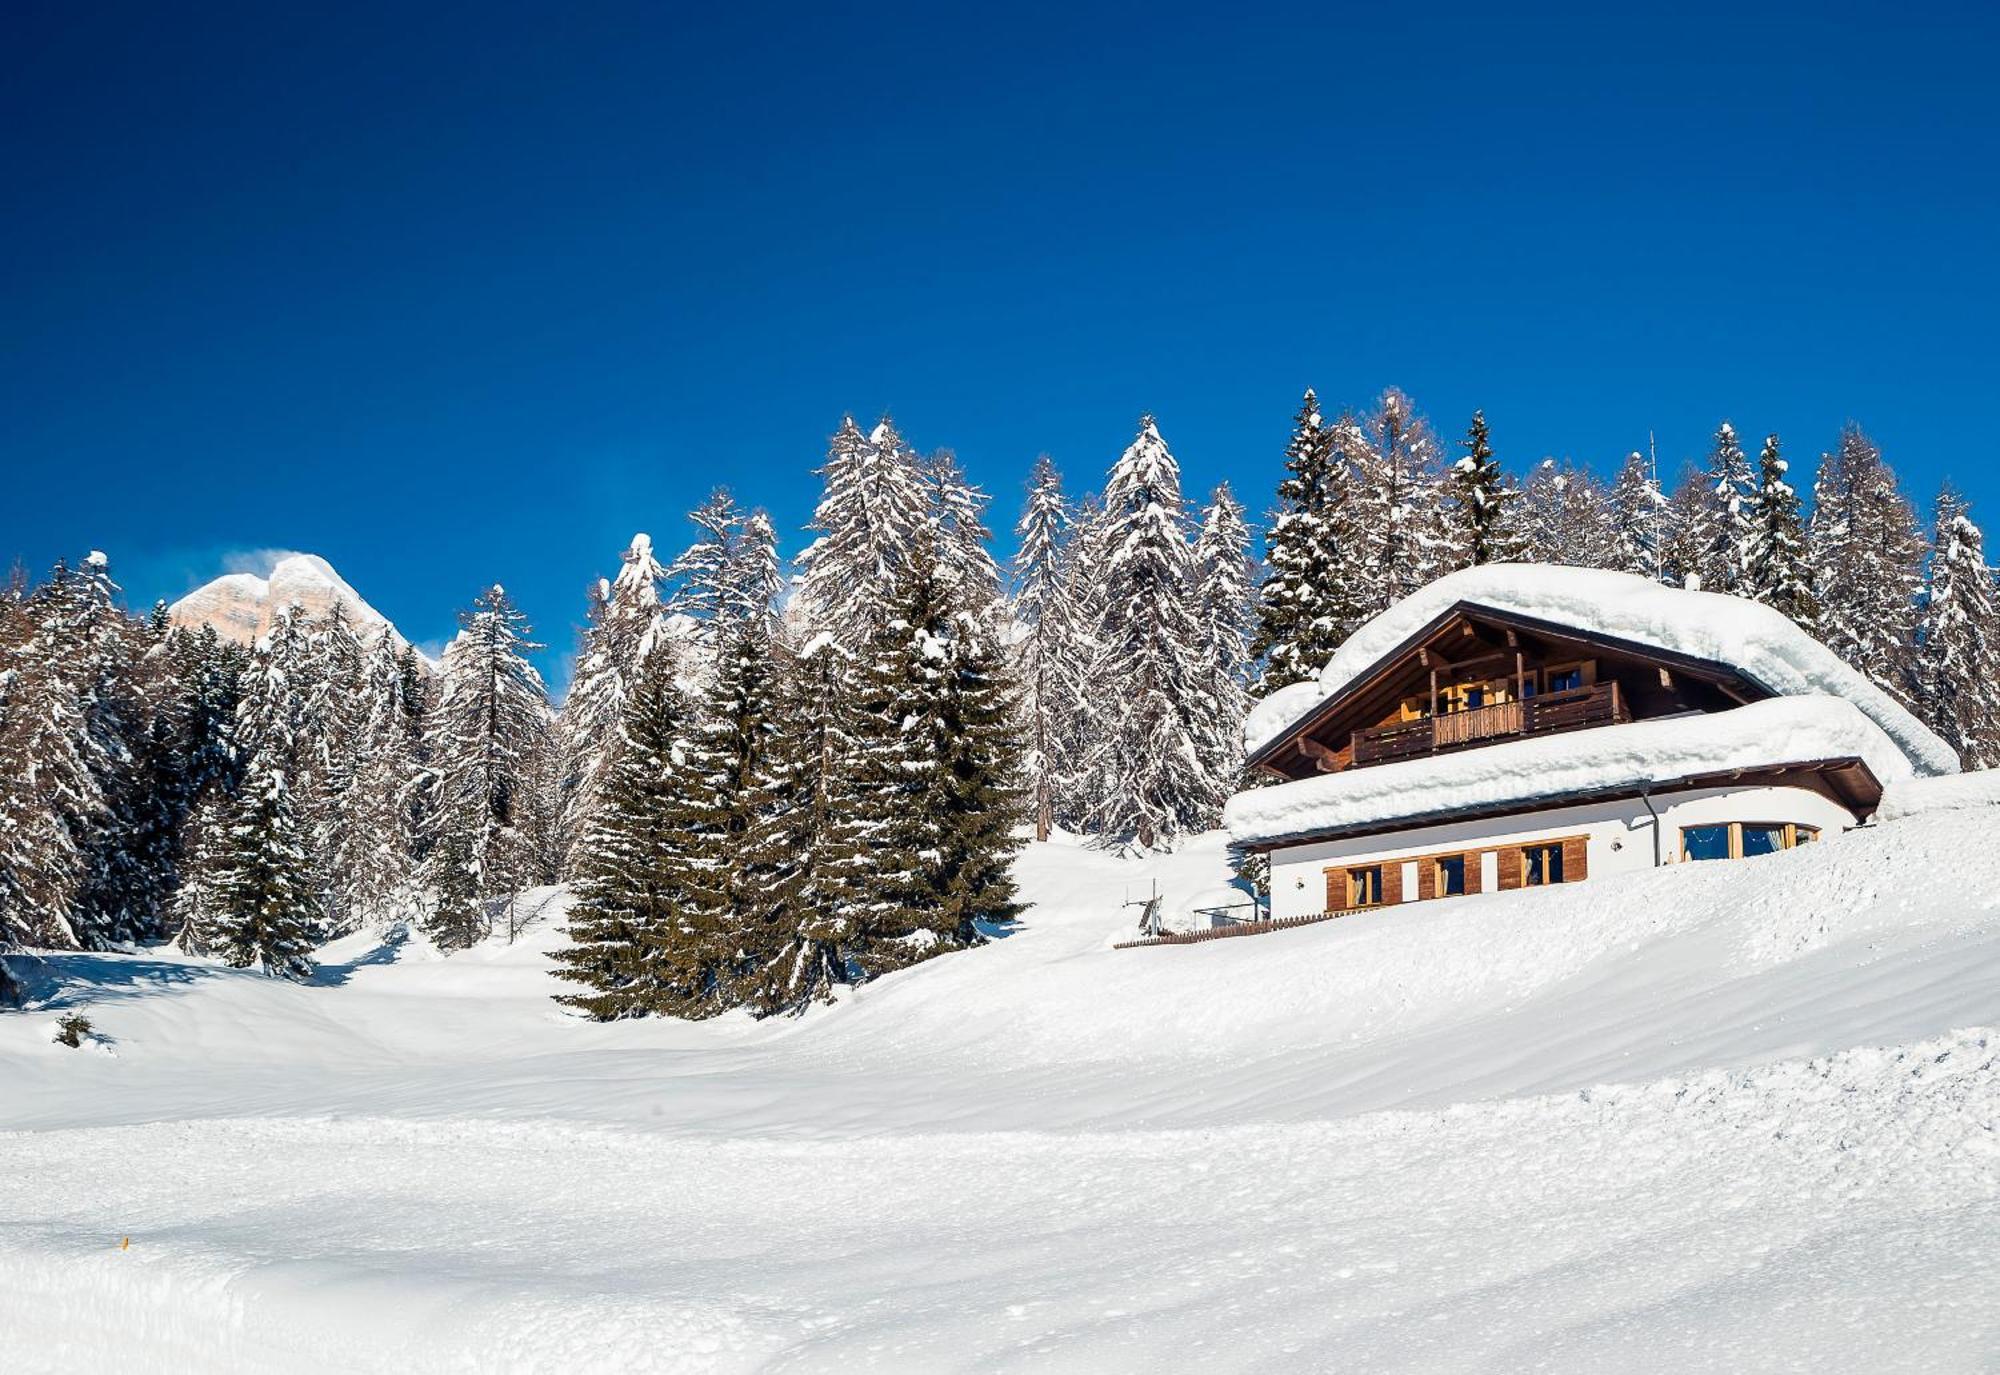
1243 564 1958 777
1226 696 1912 849
1877 768 2000 823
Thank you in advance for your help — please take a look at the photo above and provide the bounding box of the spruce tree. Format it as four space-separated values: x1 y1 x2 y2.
1687 422 1755 592
557 534 669 871
796 416 928 647
1809 424 1926 699
1444 410 1520 568
921 448 1002 611
1012 455 1070 841
550 649 703 1018
1253 389 1361 692
1045 493 1111 832
841 545 1024 970
1346 388 1447 616
738 634 866 1015
1192 484 1253 803
1658 464 1710 589
1741 433 1819 629
1913 487 2000 768
432 585 552 907
421 810 486 952
211 749 317 979
331 633 421 932
1085 417 1214 848
1607 450 1668 578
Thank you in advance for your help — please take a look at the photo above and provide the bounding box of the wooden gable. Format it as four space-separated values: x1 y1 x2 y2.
1250 602 1770 783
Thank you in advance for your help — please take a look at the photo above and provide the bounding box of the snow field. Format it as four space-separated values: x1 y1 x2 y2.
3 804 1999 1371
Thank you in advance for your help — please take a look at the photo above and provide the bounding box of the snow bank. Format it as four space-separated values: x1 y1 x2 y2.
1226 695 1910 848
1877 767 2000 822
1244 564 1958 777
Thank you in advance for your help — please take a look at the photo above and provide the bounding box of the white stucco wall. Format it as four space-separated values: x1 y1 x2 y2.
1265 784 1857 920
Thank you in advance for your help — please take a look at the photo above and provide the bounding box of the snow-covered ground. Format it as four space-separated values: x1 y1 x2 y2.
4 808 1999 1372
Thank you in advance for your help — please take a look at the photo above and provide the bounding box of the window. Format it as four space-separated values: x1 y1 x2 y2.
1463 685 1486 710
1348 866 1384 908
1546 666 1583 693
1740 824 1787 858
1681 822 1820 862
1435 854 1468 897
1682 824 1732 862
1522 843 1564 886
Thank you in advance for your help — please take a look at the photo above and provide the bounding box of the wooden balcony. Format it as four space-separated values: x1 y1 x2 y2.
1350 683 1628 768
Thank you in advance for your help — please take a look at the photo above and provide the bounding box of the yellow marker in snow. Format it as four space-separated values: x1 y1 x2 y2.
120 1237 130 1251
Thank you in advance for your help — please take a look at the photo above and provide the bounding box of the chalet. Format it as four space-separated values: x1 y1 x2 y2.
1225 565 1960 923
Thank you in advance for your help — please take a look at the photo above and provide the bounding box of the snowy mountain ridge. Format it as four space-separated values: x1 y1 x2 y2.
169 552 412 650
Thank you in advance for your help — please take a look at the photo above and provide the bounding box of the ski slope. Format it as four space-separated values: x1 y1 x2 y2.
3 802 1999 1372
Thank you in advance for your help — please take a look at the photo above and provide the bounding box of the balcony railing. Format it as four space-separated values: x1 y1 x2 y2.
1350 683 1627 768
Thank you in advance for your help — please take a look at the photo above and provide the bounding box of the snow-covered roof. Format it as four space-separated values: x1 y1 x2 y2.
1244 564 1958 778
1226 695 1913 849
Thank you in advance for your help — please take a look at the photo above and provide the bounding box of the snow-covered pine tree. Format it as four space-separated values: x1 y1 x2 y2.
1084 417 1215 848
421 808 485 953
1252 389 1362 693
211 747 317 979
557 534 669 873
550 647 702 1019
1913 487 2000 768
1809 424 1926 699
1345 388 1447 617
1444 410 1521 568
674 618 783 1009
1012 455 1069 841
233 605 312 777
167 788 231 955
331 633 422 933
1686 422 1755 593
431 586 552 915
840 543 1024 970
1556 464 1618 569
0 645 101 948
1515 460 1566 565
1046 493 1110 832
1657 464 1709 589
920 448 1002 612
297 605 369 936
1607 450 1668 579
1740 433 1819 630
795 416 929 647
50 554 158 946
0 554 151 950
737 633 865 1015
1192 483 1253 805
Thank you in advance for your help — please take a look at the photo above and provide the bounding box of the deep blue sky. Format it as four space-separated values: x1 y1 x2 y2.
6 1 1997 683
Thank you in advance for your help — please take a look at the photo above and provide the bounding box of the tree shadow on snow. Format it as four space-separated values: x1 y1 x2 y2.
309 926 410 988
9 949 219 1011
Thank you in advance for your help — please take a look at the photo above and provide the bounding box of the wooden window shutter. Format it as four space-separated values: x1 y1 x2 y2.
1325 869 1347 913
1383 862 1403 905
1497 846 1523 890
1562 835 1588 883
1417 860 1436 902
1465 852 1483 895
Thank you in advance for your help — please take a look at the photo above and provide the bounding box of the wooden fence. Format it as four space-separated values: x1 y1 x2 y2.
1113 909 1350 950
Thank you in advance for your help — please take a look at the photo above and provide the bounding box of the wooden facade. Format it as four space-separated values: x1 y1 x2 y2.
1249 603 1765 784
1323 834 1591 915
